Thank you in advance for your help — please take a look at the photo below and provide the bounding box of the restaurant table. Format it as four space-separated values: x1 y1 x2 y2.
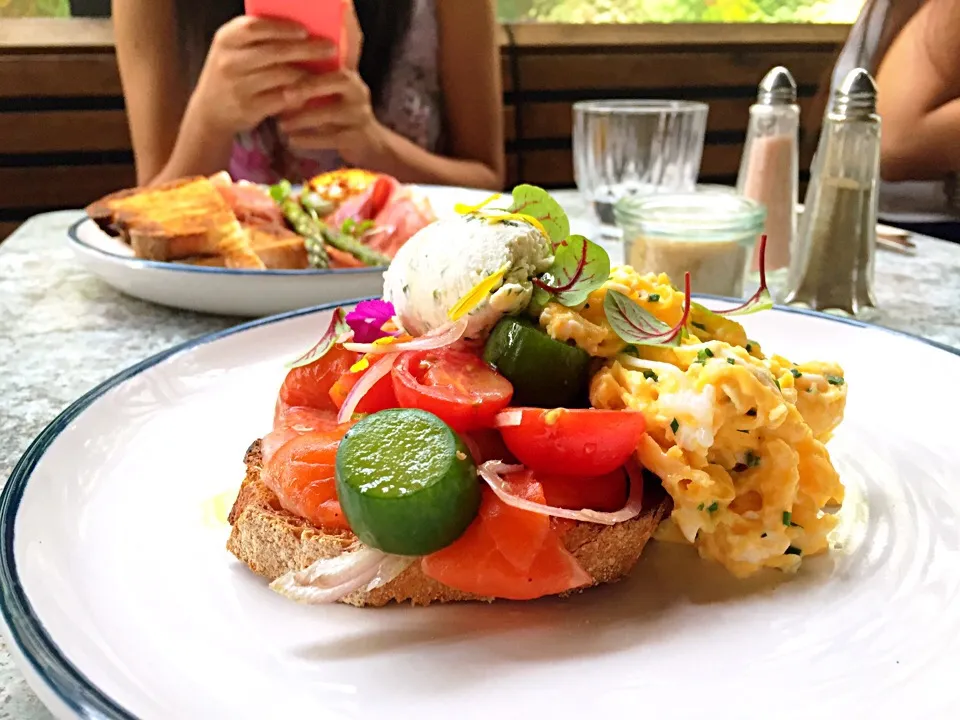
2 191 960 719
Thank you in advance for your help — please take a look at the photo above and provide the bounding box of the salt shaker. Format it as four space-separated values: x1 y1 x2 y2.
736 66 800 298
785 68 880 317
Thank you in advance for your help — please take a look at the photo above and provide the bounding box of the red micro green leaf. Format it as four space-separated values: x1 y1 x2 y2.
604 273 692 347
286 308 350 369
532 235 611 308
507 184 571 248
716 234 774 316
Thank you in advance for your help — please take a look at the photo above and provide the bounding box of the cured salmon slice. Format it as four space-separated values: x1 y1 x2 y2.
262 428 353 532
422 472 593 600
263 406 340 465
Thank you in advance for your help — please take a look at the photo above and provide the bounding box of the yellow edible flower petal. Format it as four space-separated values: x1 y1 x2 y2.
485 212 549 240
372 336 396 347
454 193 502 215
350 357 370 373
448 264 509 321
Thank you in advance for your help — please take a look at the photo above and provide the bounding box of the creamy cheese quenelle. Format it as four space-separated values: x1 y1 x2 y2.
383 215 554 340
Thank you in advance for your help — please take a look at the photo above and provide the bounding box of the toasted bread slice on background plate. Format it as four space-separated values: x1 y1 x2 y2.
85 176 264 268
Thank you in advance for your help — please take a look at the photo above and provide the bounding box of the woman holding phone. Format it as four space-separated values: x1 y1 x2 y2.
112 0 505 190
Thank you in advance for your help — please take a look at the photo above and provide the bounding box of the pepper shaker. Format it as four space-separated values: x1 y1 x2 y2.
736 66 800 300
785 68 881 317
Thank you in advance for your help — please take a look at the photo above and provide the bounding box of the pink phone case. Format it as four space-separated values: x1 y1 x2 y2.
244 0 346 74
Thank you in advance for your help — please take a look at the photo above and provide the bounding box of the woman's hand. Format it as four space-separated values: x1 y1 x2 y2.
276 69 387 166
190 15 338 135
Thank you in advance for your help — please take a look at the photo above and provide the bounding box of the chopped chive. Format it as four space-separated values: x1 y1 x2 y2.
697 503 705 511
707 501 719 513
692 321 707 331
785 546 802 556
782 511 792 526
670 418 679 433
696 348 714 363
642 369 658 381
774 377 781 389
827 375 845 386
790 368 801 379
727 358 736 365
432 289 440 300
647 293 660 302
745 342 753 352
745 451 761 468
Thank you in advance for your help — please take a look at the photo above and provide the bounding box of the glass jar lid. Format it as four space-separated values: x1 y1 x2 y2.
614 190 766 238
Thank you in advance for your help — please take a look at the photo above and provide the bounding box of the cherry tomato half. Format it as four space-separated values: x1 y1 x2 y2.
278 345 359 412
496 408 646 476
392 349 514 432
329 365 399 415
537 468 629 512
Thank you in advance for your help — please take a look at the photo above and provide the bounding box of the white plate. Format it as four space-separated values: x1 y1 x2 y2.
4 302 960 719
67 184 494 317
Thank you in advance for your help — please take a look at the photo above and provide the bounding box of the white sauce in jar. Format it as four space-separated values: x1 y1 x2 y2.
627 232 751 297
616 190 766 298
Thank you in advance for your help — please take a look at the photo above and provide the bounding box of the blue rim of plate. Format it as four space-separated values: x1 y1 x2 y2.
2 297 958 720
67 217 386 277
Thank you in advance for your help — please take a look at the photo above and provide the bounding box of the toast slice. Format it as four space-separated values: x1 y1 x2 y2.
226 440 672 607
86 176 264 269
181 227 308 270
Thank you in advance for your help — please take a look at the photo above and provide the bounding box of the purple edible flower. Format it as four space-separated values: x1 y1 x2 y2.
346 300 399 343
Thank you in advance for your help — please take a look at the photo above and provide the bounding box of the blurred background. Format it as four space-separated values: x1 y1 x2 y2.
2 0 865 22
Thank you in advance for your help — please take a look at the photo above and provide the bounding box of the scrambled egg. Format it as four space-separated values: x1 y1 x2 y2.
540 266 848 578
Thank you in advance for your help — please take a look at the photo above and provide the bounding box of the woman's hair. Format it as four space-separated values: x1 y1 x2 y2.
174 0 416 108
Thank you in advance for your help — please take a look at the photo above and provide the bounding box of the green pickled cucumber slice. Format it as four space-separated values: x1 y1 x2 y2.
483 316 591 407
335 409 480 555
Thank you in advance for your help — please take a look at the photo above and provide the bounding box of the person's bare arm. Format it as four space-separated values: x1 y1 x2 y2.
294 0 505 189
876 0 960 182
113 0 194 185
114 2 330 186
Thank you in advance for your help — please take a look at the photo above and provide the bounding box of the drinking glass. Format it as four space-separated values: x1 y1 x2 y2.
573 100 709 234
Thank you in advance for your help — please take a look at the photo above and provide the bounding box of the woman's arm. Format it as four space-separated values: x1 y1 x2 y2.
876 0 960 182
113 0 196 185
114 1 331 186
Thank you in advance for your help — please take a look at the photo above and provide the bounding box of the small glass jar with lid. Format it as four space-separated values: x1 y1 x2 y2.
614 190 766 297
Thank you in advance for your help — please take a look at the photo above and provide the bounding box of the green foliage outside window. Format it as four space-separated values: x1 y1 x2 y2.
498 0 865 23
0 0 70 17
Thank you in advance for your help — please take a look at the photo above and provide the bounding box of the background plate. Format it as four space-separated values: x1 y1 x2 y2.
67 184 494 317
3 302 960 719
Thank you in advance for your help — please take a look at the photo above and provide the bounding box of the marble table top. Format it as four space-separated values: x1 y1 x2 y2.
1 192 959 718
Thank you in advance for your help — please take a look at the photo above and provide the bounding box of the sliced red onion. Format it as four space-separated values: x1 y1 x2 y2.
270 545 413 604
460 433 483 464
478 461 644 525
337 353 397 424
493 409 523 428
343 317 468 355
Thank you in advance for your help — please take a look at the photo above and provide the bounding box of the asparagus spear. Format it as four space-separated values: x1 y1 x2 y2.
320 226 390 268
269 180 390 268
270 181 330 269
